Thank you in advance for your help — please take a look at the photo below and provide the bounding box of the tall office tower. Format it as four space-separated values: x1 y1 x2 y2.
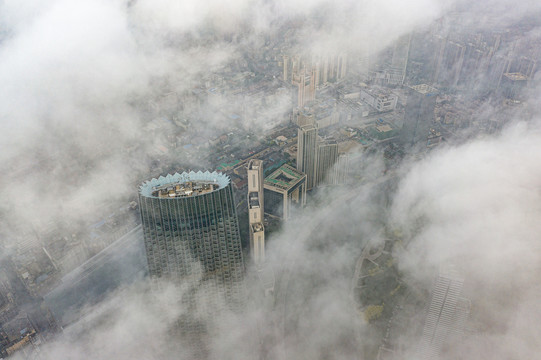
247 160 265 267
322 56 329 83
297 124 318 190
338 53 347 80
263 164 306 220
283 55 289 82
389 34 411 85
316 53 347 85
499 72 529 100
139 171 245 329
400 84 438 151
457 43 489 89
331 153 349 185
429 36 448 84
517 57 537 79
291 67 316 108
433 40 466 88
487 54 511 88
418 265 470 360
312 62 321 89
315 141 339 186
290 55 301 79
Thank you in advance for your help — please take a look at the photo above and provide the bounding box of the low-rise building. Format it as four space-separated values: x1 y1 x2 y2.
359 87 398 113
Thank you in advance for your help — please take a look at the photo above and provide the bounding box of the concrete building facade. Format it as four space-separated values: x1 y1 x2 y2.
316 141 339 186
297 124 319 190
291 67 316 108
247 160 265 266
263 164 306 220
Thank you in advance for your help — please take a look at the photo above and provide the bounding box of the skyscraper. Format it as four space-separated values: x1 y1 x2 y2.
418 265 470 360
401 84 438 150
297 124 318 190
297 125 346 189
283 54 289 82
389 34 411 85
291 67 316 108
330 153 349 185
247 160 265 266
138 171 245 323
316 141 339 186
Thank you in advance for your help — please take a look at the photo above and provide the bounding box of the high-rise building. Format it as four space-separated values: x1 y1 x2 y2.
283 55 289 82
297 124 318 190
247 160 265 266
263 164 306 220
297 124 346 189
401 84 438 150
499 72 529 100
418 265 470 360
331 153 349 185
389 34 411 85
316 141 339 186
291 67 316 108
138 171 245 327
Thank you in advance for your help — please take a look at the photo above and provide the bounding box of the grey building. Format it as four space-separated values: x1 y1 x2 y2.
316 141 339 186
297 124 346 189
139 171 245 325
418 265 470 360
401 84 438 150
297 124 318 190
247 160 265 266
359 87 398 113
329 153 349 185
264 164 306 220
499 72 528 100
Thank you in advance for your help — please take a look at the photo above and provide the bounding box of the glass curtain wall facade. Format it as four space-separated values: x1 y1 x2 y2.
297 124 318 190
139 172 245 315
401 84 438 150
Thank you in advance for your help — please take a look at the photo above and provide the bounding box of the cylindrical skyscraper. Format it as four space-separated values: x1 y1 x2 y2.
139 171 245 318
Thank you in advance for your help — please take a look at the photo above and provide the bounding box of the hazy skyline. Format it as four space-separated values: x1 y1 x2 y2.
1 0 541 359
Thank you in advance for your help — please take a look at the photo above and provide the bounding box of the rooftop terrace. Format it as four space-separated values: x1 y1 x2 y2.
152 181 219 198
411 84 439 95
264 164 305 191
140 171 229 198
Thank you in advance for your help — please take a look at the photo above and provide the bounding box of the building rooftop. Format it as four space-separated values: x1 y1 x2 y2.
248 159 263 170
151 181 219 198
300 123 317 132
361 86 395 99
375 124 393 132
503 72 528 81
410 84 439 95
140 171 229 198
264 164 305 191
